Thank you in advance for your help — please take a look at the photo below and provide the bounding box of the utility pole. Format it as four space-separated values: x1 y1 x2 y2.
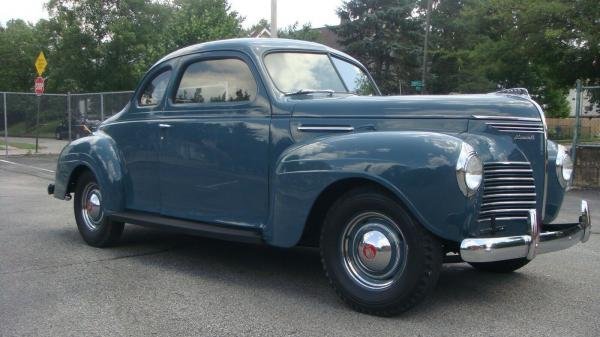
571 79 582 164
421 0 432 95
271 0 278 38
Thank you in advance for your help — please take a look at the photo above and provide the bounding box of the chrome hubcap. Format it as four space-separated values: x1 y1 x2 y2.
357 230 392 272
81 183 103 231
341 212 407 290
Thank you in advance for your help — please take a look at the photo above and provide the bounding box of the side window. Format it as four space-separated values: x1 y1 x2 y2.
139 70 171 106
331 57 376 96
174 58 257 104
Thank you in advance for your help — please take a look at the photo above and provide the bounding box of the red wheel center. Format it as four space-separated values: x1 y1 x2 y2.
362 244 377 260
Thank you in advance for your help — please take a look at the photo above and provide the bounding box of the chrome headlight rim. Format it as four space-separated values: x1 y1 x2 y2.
456 142 483 197
556 144 573 188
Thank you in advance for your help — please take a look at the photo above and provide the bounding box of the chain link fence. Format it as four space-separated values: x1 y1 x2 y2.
1 91 133 155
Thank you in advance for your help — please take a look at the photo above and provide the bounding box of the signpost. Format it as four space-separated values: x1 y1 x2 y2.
34 52 47 153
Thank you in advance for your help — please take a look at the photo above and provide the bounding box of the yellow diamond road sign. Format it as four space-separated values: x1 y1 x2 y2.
35 51 47 76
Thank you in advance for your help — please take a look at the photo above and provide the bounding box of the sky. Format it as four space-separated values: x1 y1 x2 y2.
0 0 344 28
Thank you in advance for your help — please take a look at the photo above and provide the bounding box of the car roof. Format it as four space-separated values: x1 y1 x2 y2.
151 38 362 69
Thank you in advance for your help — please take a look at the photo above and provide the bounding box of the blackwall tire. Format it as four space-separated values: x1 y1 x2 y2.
73 170 124 247
320 186 442 316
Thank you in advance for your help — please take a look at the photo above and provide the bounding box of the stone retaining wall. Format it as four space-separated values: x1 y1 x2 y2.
574 145 600 187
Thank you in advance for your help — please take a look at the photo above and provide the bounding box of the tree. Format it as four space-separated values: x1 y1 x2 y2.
0 20 44 92
41 0 242 92
279 23 321 42
164 0 243 51
336 0 423 94
427 0 594 117
44 0 172 91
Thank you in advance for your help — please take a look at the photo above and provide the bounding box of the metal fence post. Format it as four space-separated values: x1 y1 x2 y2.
571 79 582 164
67 92 72 141
100 93 104 121
3 92 7 157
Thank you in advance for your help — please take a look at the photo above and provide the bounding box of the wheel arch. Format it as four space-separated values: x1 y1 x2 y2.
66 164 95 194
299 177 400 247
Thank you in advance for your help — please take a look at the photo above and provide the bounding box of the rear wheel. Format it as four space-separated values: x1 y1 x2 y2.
469 258 530 273
320 187 442 316
74 170 123 247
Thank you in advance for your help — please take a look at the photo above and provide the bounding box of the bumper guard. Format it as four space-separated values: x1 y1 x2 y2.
461 200 592 263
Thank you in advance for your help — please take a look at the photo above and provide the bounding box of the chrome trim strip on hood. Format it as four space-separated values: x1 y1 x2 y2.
472 115 541 122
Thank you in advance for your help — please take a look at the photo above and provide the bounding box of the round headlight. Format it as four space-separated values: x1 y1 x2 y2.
456 142 483 196
556 145 573 187
465 155 483 190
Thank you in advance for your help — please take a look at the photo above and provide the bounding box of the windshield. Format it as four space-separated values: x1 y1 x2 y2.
263 52 376 96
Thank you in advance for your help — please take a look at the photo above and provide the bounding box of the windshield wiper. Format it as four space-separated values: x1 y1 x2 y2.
284 89 335 96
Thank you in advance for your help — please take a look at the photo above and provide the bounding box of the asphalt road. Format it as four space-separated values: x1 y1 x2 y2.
1 155 599 337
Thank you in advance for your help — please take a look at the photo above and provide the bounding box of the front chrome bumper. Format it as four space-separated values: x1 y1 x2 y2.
461 200 592 263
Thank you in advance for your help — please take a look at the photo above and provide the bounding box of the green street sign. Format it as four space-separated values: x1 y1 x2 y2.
410 80 422 87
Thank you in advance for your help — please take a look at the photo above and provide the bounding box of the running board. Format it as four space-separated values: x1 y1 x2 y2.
109 211 263 244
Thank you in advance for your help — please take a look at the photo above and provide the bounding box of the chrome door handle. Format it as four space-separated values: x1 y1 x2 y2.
158 123 172 129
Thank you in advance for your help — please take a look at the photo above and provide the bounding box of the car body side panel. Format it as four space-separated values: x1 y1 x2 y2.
265 131 468 247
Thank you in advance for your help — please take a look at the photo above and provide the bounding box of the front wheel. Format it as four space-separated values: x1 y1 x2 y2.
74 170 124 247
320 187 442 316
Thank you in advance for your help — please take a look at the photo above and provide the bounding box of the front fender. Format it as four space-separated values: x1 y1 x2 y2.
53 131 127 213
265 131 470 247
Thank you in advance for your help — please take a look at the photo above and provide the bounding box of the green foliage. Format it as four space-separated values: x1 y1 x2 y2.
1 0 597 118
0 0 242 93
164 0 242 51
336 0 423 94
336 0 598 116
0 20 44 91
279 23 321 42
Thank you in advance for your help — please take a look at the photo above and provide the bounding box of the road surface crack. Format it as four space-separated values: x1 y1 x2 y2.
0 247 175 276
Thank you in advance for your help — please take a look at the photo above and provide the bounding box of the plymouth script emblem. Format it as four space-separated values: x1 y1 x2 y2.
514 134 535 141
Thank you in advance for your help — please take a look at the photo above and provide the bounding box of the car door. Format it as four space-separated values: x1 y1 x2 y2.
102 63 174 213
158 51 271 229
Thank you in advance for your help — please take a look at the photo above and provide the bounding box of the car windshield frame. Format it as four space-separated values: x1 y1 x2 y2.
262 51 379 96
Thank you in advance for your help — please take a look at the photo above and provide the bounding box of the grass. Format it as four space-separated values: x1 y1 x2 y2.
6 120 60 139
0 140 46 150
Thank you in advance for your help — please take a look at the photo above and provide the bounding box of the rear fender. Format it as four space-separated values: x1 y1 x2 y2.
53 131 127 213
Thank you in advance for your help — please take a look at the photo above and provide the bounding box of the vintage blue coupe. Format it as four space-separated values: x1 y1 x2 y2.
48 38 591 315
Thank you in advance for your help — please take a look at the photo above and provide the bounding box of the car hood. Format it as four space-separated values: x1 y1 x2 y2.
289 94 542 120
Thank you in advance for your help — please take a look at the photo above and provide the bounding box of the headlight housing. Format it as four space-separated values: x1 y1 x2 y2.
556 144 573 188
456 142 483 196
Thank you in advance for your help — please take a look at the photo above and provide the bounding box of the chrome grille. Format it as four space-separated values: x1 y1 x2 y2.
486 121 544 133
478 162 536 222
